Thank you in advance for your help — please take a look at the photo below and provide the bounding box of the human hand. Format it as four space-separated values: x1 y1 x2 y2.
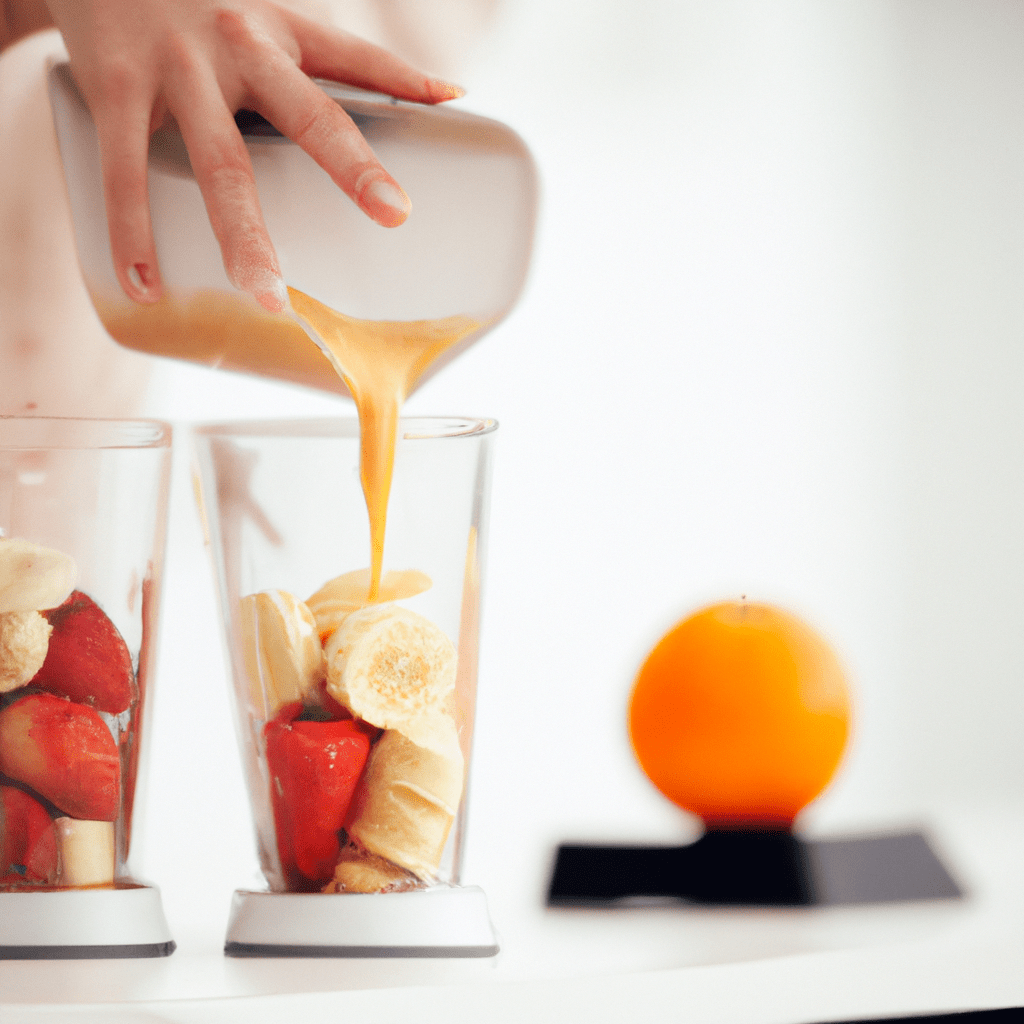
45 0 464 311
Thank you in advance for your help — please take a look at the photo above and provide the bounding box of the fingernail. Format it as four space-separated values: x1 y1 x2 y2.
228 255 288 313
126 263 159 303
364 179 412 223
432 80 466 102
254 276 288 314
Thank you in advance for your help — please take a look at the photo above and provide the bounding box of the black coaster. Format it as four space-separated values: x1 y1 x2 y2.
547 829 963 907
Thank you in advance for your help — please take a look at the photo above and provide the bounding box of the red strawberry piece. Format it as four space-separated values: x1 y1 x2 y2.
0 785 57 885
268 700 305 727
32 591 135 715
264 716 371 891
0 693 120 821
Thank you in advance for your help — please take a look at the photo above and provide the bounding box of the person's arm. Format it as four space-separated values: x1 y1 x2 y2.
26 0 464 312
0 0 54 51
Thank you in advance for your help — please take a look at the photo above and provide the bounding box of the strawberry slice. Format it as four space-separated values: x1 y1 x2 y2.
32 590 135 715
0 692 120 821
0 785 57 885
265 713 372 891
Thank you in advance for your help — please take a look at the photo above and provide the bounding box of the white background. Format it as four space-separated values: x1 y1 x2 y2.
124 0 1024 956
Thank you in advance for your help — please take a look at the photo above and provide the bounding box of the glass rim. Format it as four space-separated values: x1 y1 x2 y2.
193 415 498 442
0 416 172 451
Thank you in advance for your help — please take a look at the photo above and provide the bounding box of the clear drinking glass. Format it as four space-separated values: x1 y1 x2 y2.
0 416 174 958
193 417 498 955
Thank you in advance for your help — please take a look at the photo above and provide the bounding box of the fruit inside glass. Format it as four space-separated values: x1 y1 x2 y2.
0 417 172 891
193 417 495 897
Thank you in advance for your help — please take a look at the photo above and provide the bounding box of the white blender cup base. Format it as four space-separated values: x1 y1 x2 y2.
224 885 499 958
0 885 175 959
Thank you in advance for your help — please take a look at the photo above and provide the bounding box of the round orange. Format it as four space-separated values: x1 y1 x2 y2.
628 601 851 827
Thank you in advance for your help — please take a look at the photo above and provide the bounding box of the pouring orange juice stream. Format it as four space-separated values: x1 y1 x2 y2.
285 287 480 600
94 283 480 599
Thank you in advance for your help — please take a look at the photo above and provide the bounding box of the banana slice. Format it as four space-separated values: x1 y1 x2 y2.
238 590 325 718
346 723 464 880
307 568 431 642
0 538 76 614
54 818 115 887
0 610 52 693
322 842 421 894
324 605 456 742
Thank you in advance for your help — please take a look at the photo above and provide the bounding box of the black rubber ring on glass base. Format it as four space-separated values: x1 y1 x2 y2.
224 941 499 958
0 941 176 960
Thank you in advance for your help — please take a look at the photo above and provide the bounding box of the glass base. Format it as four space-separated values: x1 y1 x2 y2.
224 885 499 958
0 885 175 959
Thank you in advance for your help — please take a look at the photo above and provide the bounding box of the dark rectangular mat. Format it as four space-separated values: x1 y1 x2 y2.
547 829 963 907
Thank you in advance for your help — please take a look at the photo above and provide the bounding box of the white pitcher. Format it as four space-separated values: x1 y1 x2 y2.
47 61 538 395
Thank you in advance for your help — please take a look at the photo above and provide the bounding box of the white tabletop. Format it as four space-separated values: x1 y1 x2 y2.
2 804 1023 1023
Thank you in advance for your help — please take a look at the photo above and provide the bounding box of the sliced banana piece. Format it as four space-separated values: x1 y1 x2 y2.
307 568 432 642
0 610 52 692
54 818 115 887
0 538 76 614
324 605 456 741
346 723 464 880
322 842 421 894
239 590 325 718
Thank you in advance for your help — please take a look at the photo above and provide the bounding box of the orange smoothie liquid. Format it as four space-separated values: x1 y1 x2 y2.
286 287 480 599
93 290 346 395
95 284 479 598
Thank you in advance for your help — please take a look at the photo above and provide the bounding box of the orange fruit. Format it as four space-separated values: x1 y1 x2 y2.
628 601 851 827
